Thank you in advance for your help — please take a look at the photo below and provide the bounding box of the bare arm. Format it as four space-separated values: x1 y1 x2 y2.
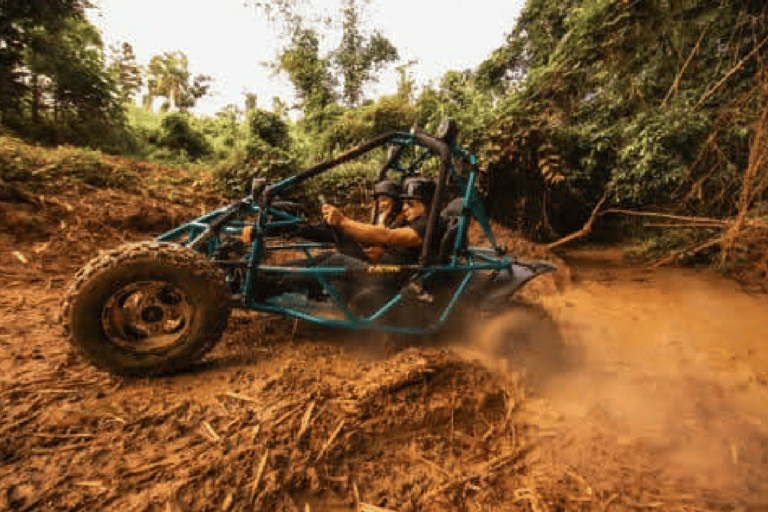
339 217 421 246
322 204 421 247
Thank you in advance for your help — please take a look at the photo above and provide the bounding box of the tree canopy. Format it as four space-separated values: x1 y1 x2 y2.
144 51 213 112
474 0 768 240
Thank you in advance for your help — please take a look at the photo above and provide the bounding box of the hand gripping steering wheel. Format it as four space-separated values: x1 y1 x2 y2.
318 195 344 248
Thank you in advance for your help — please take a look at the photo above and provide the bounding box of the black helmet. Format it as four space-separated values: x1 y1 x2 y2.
401 177 436 205
373 180 401 198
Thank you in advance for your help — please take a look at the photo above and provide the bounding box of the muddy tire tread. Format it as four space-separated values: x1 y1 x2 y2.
60 241 231 376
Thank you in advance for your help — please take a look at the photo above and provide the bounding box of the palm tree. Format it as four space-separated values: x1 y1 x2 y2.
144 51 210 112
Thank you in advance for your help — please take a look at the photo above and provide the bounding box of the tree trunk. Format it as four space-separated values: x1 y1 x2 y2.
31 73 40 123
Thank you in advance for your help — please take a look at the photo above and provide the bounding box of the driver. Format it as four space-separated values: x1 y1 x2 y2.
276 177 436 301
294 179 405 262
321 177 435 265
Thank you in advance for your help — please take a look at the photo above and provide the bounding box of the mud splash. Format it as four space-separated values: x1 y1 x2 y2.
445 248 768 509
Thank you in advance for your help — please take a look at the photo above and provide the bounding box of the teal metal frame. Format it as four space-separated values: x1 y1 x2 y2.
156 128 555 335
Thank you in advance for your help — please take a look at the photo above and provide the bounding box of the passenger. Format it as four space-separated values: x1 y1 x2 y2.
364 179 406 261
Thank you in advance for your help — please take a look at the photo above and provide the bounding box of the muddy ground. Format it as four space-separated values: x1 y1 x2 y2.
1 185 767 511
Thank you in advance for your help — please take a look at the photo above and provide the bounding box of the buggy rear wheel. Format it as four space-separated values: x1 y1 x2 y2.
61 242 231 376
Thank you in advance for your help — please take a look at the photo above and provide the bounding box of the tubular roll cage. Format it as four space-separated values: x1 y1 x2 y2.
156 128 523 334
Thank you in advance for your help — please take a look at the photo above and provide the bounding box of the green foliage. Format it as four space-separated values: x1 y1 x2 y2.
278 28 337 120
0 0 90 125
414 70 493 151
299 159 375 206
333 0 399 106
196 105 249 159
211 145 297 199
212 108 298 197
630 226 721 266
0 9 130 152
210 152 255 198
107 42 142 103
246 109 291 152
156 113 212 161
144 51 212 112
275 0 399 134
320 95 417 154
477 0 768 240
127 103 164 132
613 104 712 204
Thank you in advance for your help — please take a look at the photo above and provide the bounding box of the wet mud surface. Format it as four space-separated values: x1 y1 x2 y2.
1 188 767 511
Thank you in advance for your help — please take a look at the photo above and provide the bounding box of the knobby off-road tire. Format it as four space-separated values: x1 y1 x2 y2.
61 241 231 376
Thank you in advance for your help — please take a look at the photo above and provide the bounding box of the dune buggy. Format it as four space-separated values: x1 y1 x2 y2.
60 119 556 376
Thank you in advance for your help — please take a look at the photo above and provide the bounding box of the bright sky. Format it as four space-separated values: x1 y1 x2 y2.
87 0 525 116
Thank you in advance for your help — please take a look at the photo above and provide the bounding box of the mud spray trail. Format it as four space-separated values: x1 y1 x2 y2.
449 247 768 509
1 202 767 512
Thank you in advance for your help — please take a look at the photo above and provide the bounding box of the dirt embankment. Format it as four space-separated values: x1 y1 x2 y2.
1 183 767 511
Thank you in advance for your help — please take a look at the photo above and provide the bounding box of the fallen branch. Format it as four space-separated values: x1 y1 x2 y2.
273 403 303 427
721 102 768 263
359 503 398 512
662 22 710 107
648 235 723 269
352 481 361 510
417 453 453 478
600 209 729 226
12 251 28 264
316 418 345 462
201 421 220 442
250 449 270 503
420 448 529 502
296 401 315 444
59 407 127 424
31 432 95 439
695 33 768 109
547 186 612 250
641 222 725 228
221 391 258 403
121 459 175 478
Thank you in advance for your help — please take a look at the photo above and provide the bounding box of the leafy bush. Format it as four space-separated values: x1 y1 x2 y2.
300 159 375 206
613 105 712 205
210 108 300 198
212 144 298 199
156 113 212 161
246 109 291 152
320 95 416 154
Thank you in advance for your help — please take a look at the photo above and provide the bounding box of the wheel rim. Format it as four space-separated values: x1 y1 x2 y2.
101 281 194 353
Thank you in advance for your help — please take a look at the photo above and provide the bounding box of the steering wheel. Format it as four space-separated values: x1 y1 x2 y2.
318 194 344 248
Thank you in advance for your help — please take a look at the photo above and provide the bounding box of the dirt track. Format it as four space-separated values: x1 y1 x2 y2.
1 189 768 511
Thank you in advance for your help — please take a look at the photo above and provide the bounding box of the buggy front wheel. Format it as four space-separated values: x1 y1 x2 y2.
60 242 231 376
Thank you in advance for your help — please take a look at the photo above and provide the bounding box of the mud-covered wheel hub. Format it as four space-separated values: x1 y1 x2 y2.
101 281 193 353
